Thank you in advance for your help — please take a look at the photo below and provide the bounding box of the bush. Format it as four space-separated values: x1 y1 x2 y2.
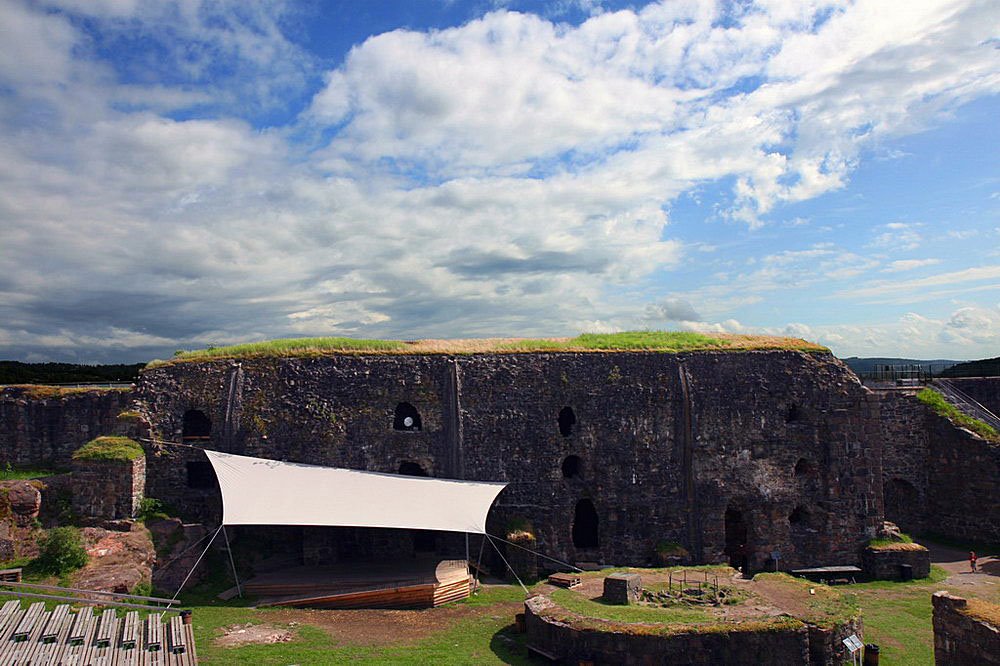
138 497 170 522
35 527 88 575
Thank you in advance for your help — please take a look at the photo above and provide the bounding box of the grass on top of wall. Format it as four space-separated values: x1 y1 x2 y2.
917 388 1000 442
72 436 144 462
150 332 828 366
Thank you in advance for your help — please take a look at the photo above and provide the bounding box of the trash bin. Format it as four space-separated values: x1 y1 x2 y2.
863 643 880 665
899 564 913 581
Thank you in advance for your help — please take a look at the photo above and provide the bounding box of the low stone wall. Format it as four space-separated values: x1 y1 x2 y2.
71 457 145 521
861 545 930 580
932 591 1000 665
524 595 860 665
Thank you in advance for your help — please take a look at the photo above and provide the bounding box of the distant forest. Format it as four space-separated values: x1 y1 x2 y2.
940 357 1000 378
0 361 144 385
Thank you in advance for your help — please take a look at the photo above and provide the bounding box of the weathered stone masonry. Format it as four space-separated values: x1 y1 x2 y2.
134 350 882 570
0 387 132 468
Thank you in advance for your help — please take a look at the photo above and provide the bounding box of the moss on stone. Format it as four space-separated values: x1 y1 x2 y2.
72 436 144 462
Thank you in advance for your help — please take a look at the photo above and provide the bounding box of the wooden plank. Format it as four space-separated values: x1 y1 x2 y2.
547 572 581 588
41 603 70 641
146 612 163 651
69 606 96 643
96 608 117 646
168 616 186 654
0 567 22 582
121 611 140 649
34 601 74 666
12 601 45 641
9 606 49 664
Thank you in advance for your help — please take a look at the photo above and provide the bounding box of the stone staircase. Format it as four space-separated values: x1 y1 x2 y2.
932 379 1000 431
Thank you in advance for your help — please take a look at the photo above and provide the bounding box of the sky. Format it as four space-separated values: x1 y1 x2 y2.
0 0 998 364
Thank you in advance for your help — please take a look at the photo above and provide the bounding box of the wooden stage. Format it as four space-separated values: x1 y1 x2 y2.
246 558 472 609
0 600 195 665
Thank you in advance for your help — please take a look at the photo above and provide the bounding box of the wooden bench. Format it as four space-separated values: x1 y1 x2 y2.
168 615 187 654
13 601 45 641
95 608 117 647
548 572 582 589
121 610 140 648
0 568 23 583
41 603 70 642
146 612 163 651
69 607 95 645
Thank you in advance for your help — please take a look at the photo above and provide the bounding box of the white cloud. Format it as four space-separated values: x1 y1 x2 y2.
0 0 997 360
882 258 942 273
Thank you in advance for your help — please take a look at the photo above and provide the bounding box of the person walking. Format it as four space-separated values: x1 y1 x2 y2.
969 551 978 573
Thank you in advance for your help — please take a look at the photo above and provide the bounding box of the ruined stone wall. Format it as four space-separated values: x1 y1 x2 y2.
875 390 930 534
932 591 1000 665
947 377 1000 415
135 350 880 570
0 387 133 468
71 457 145 521
524 595 861 665
925 411 1000 544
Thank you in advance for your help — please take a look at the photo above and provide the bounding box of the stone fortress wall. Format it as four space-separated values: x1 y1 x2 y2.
133 349 882 570
1 357 997 569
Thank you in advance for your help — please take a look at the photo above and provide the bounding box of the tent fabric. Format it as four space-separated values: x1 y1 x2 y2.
204 450 507 534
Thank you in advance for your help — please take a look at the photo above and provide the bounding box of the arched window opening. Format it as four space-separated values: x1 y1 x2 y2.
786 404 801 423
558 406 576 437
182 410 212 442
186 460 217 489
572 499 599 549
561 455 583 479
794 458 816 477
884 478 921 533
724 507 749 573
393 402 422 431
398 461 428 477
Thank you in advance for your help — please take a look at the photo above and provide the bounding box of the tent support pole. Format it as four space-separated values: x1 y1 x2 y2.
486 534 528 596
465 533 470 574
172 525 222 602
222 526 242 598
472 533 487 593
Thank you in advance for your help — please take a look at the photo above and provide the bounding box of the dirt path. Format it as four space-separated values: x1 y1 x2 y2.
926 541 1000 601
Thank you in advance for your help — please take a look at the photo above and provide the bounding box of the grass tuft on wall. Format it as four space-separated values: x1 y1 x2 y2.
72 436 144 462
917 388 999 442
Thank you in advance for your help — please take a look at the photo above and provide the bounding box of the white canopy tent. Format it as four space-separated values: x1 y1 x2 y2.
204 450 507 534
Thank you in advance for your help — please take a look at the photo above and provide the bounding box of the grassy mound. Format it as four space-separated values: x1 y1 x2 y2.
72 436 144 462
149 331 827 366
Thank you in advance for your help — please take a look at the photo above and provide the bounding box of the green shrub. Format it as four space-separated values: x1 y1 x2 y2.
35 527 88 575
72 436 144 462
138 497 170 522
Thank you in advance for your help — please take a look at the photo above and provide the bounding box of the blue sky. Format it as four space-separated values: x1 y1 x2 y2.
0 0 998 363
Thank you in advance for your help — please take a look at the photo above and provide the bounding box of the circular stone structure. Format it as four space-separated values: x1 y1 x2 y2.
524 567 862 665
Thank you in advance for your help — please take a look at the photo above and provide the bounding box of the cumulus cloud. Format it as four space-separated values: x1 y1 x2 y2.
0 0 997 361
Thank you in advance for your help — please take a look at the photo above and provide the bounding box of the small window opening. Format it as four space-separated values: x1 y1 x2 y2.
558 406 576 437
561 455 583 479
182 410 212 441
572 499 599 549
186 461 217 489
794 458 816 477
788 506 809 525
393 402 422 431
398 461 428 477
786 404 801 423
